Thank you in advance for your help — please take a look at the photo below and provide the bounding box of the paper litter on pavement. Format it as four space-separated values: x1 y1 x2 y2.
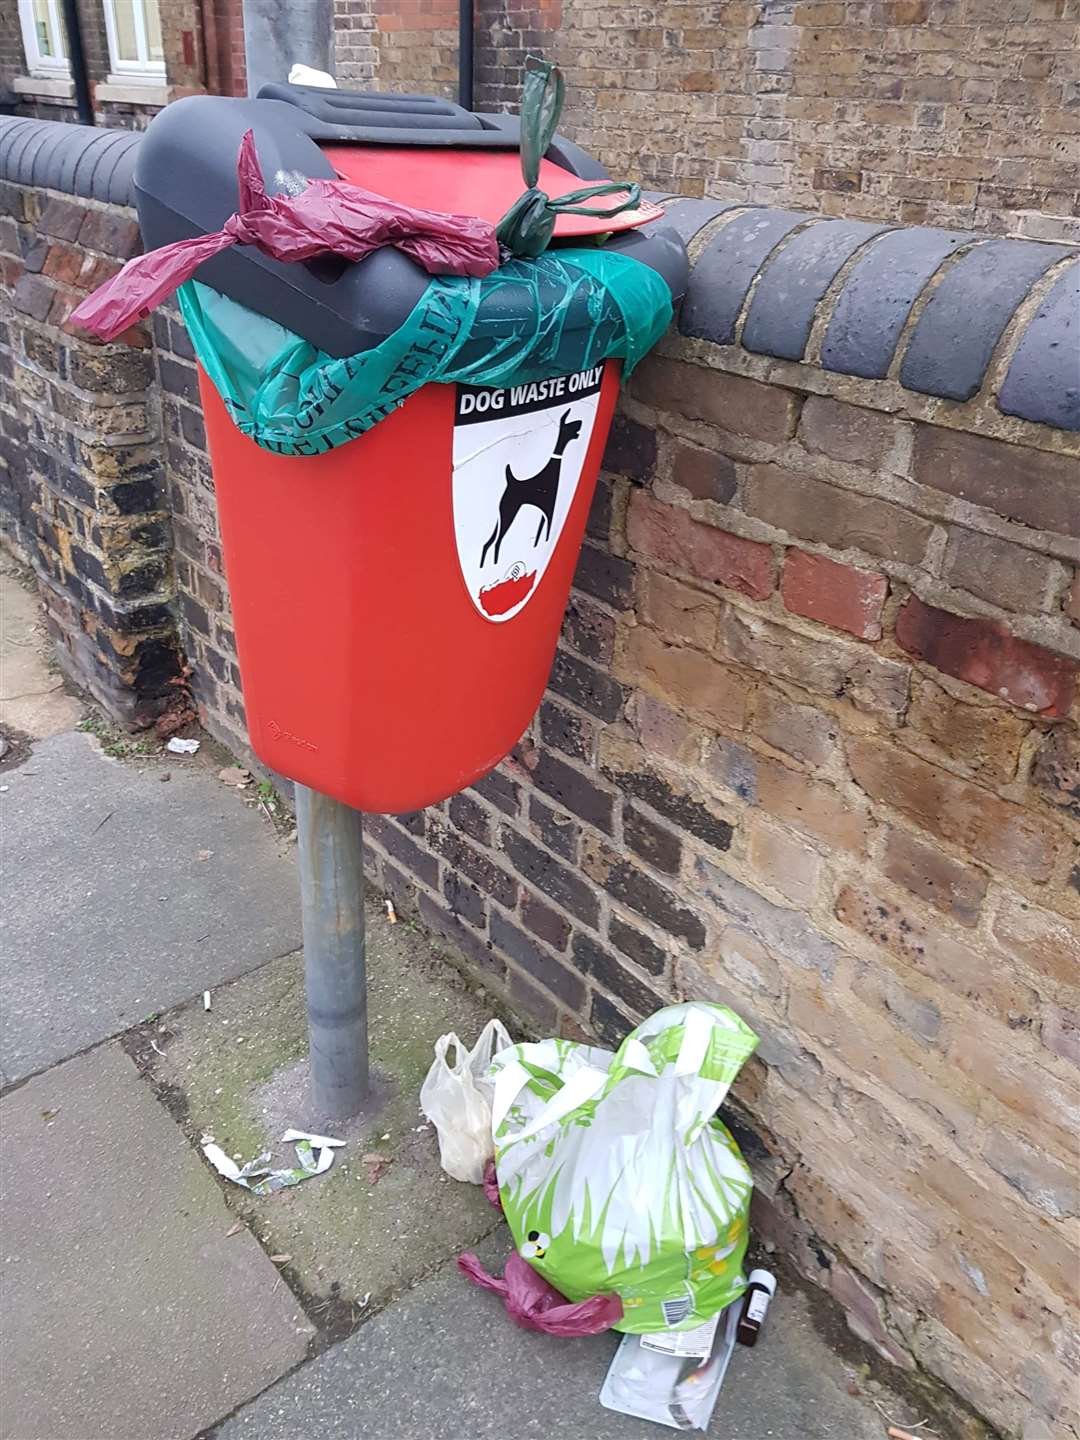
640 1312 721 1359
600 1301 740 1432
281 1128 346 1152
201 1128 345 1196
166 737 200 754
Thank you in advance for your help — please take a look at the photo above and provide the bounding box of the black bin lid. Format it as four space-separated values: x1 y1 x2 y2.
134 84 686 358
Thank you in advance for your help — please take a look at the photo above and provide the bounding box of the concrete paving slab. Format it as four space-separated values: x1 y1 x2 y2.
145 907 502 1314
0 1044 314 1440
0 560 84 741
0 729 302 1083
215 1231 895 1440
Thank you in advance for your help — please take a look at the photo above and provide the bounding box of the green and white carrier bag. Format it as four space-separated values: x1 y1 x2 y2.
490 1002 759 1334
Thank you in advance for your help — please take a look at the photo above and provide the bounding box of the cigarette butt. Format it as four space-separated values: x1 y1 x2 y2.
385 899 398 924
203 990 212 1011
887 1429 919 1440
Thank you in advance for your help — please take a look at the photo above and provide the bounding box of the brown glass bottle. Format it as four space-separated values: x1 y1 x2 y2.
736 1269 776 1347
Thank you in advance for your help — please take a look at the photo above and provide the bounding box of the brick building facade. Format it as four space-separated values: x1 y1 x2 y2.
3 0 245 129
337 0 1080 243
9 0 1077 244
2 110 1079 1438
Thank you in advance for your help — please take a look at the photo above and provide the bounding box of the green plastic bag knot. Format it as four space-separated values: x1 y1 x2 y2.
496 59 644 259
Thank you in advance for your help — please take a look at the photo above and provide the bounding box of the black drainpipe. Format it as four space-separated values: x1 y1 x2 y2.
458 0 474 111
60 0 94 126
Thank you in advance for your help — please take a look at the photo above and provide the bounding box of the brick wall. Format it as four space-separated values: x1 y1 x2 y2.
0 164 186 726
474 0 561 114
338 0 1080 242
202 0 248 99
76 0 112 101
334 0 378 86
159 0 204 94
334 0 561 99
0 4 23 105
339 0 459 97
151 297 247 743
2 120 1079 1440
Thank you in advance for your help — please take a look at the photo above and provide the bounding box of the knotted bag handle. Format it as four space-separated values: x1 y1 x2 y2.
496 59 642 259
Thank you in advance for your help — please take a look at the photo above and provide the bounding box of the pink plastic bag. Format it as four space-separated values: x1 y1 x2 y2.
482 1158 502 1211
70 130 500 343
457 1250 623 1337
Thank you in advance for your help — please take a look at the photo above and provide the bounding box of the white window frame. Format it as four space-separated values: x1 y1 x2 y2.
103 0 166 83
17 0 70 78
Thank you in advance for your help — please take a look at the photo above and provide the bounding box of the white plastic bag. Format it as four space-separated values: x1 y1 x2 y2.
420 1019 513 1183
288 63 337 87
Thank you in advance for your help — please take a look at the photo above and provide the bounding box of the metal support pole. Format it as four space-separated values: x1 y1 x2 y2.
295 784 369 1117
458 0 474 111
242 0 335 97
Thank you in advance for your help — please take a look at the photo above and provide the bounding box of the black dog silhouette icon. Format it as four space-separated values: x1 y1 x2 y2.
480 409 583 567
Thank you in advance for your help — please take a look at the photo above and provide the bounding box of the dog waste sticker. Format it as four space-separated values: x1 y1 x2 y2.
452 366 603 622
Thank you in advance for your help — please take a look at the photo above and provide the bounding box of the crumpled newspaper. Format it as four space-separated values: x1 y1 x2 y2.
201 1128 345 1196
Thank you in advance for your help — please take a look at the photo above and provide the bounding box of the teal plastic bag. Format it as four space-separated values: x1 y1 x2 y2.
177 247 672 456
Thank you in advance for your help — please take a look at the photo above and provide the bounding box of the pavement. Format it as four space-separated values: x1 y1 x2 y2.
1 1046 313 1440
1 727 302 1082
0 555 948 1440
0 563 83 742
215 1231 891 1440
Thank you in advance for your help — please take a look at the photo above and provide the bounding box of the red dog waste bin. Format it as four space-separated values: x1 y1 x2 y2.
201 361 623 811
135 84 687 812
